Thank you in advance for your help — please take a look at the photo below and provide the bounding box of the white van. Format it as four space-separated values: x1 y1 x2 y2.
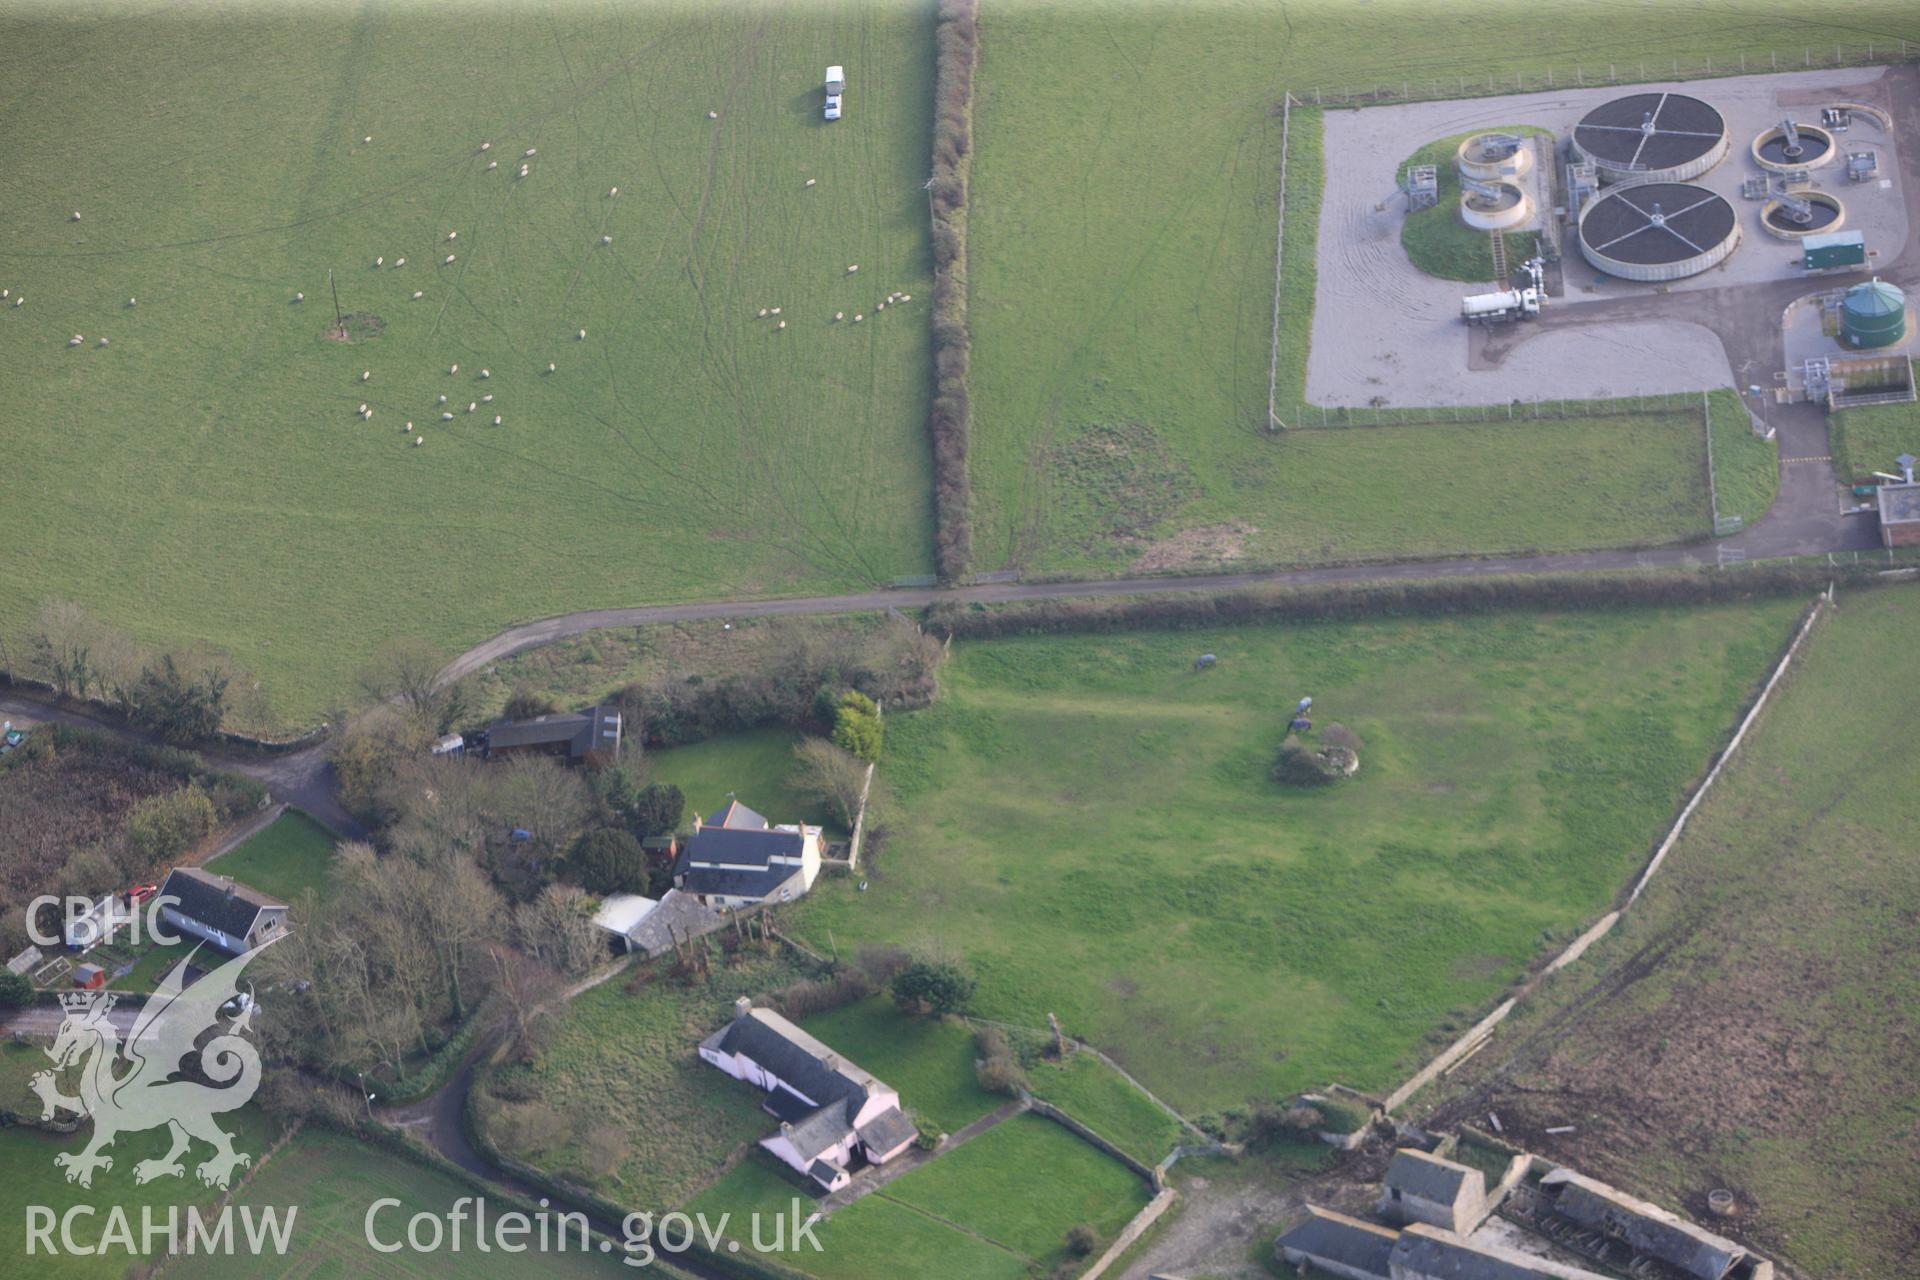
825 65 844 120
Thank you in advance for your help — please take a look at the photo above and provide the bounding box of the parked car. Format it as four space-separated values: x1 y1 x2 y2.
125 883 160 906
824 92 842 121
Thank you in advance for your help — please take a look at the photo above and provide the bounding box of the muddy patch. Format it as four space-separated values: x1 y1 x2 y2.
1128 521 1255 574
1042 421 1198 555
320 312 386 343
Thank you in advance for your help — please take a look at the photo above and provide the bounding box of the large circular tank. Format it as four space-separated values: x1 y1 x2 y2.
1460 180 1532 230
1577 182 1740 282
1572 92 1729 182
1456 132 1534 181
1760 190 1845 238
1750 122 1836 172
1841 279 1907 348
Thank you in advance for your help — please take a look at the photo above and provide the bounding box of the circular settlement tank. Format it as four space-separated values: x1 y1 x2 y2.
1841 278 1907 348
1578 182 1740 282
1572 92 1728 182
1460 180 1532 230
1760 190 1845 237
1751 122 1837 172
1456 132 1534 181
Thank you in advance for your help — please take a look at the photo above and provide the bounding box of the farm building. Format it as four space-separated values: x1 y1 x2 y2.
1390 1223 1614 1280
1378 1148 1489 1234
589 893 659 954
1879 479 1920 547
672 799 822 908
478 705 623 768
699 998 918 1192
620 888 726 957
157 868 288 955
1275 1206 1400 1280
72 964 106 991
1538 1169 1775 1280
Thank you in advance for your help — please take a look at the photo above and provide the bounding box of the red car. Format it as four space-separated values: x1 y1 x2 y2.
125 883 160 905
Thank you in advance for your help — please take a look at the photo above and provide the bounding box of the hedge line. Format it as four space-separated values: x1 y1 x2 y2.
927 0 979 581
923 564 1892 640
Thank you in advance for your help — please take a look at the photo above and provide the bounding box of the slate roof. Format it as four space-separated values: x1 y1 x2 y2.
1275 1206 1397 1280
1385 1147 1481 1205
806 1159 844 1188
1390 1224 1614 1280
676 805 807 900
485 705 621 759
855 1106 918 1155
624 889 726 957
680 863 805 902
783 1100 861 1162
1541 1171 1750 1280
703 1008 882 1111
705 799 769 830
159 868 283 942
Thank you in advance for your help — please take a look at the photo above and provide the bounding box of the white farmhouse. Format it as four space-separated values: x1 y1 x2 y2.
672 800 822 908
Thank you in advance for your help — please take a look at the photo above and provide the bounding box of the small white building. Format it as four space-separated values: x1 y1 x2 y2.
589 893 659 954
156 868 287 955
700 998 918 1192
1379 1147 1489 1234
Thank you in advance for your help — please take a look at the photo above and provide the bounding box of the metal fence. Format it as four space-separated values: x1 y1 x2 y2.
1278 391 1705 430
1297 40 1912 109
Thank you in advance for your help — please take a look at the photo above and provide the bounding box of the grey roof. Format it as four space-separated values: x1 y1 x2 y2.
159 868 283 943
1542 1171 1749 1279
485 706 620 758
855 1105 918 1155
1880 482 1920 524
680 862 805 902
783 1101 859 1162
705 799 768 830
1275 1206 1397 1279
624 889 726 956
1390 1224 1615 1280
806 1159 844 1187
702 1007 883 1113
1384 1148 1481 1206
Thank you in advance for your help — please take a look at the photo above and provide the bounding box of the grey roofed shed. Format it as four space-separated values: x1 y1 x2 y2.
1274 1205 1397 1280
1384 1148 1478 1203
1390 1223 1616 1280
1540 1170 1758 1280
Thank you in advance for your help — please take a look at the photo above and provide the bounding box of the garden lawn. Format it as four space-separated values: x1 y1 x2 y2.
204 810 338 905
0 0 935 728
645 729 844 839
1398 127 1548 283
171 1127 627 1279
1431 584 1920 1280
483 950 811 1209
1024 1051 1184 1166
965 0 1920 575
0 1109 283 1280
800 998 999 1135
1708 388 1782 529
787 599 1804 1112
1831 397 1920 481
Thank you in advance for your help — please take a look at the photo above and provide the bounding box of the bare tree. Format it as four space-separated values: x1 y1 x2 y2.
358 636 467 732
486 944 564 1062
495 757 589 855
514 884 604 977
790 737 871 828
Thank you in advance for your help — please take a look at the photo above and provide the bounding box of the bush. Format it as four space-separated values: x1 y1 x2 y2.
891 959 974 1017
1321 723 1362 753
772 969 873 1021
1247 1100 1322 1148
0 971 32 1007
1272 738 1342 788
565 829 650 895
925 0 980 580
629 782 684 839
124 783 219 862
973 1028 1026 1096
502 685 559 722
1064 1224 1099 1257
832 691 883 762
125 654 228 743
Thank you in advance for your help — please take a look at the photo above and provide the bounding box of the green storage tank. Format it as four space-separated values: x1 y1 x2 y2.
1841 279 1906 349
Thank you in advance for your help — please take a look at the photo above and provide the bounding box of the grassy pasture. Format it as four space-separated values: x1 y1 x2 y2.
1830 397 1920 481
786 599 1805 1112
798 998 1000 1135
204 810 339 905
172 1127 627 1279
0 0 936 726
1432 585 1920 1279
964 0 1920 574
643 728 842 838
1708 388 1782 530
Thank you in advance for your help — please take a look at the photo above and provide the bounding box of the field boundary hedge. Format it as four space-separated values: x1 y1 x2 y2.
923 563 1903 640
927 0 978 581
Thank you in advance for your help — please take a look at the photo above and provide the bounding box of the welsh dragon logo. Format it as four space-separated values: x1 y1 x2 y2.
30 940 276 1189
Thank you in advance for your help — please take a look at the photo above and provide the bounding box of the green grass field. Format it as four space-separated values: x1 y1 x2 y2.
0 0 936 726
1830 397 1920 481
798 999 1000 1135
964 0 1920 575
173 1127 627 1278
786 599 1805 1112
1433 585 1920 1279
1708 389 1782 530
645 729 844 838
0 1109 284 1280
204 810 339 904
1397 127 1547 283
694 1113 1149 1279
1024 1051 1184 1166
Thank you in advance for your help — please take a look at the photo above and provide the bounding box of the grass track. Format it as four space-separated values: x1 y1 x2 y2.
0 0 936 726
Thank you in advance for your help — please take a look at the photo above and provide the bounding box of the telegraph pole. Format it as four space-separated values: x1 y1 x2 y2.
328 269 345 335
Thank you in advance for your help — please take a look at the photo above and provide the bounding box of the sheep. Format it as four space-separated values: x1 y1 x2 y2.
758 308 768 318
447 231 457 241
362 370 372 381
847 264 859 273
362 136 372 144
771 307 781 315
362 408 373 420
480 141 492 151
12 297 22 307
524 148 536 157
610 186 619 196
71 212 81 221
69 335 83 346
439 394 448 403
375 256 384 267
493 415 502 425
294 292 304 302
482 393 493 402
445 254 456 264
805 178 816 188
450 364 459 374
776 320 785 330
412 291 424 300
467 402 477 413
127 298 136 307
901 294 911 302
518 165 529 178
358 403 368 413
442 411 454 420
1 289 8 297
547 362 556 373
601 235 612 245
487 161 498 170
877 301 886 311
413 436 423 447
708 111 718 119
853 313 863 322
406 421 414 431
578 328 586 340
479 368 490 379
97 337 107 346
834 311 844 321
395 257 405 267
